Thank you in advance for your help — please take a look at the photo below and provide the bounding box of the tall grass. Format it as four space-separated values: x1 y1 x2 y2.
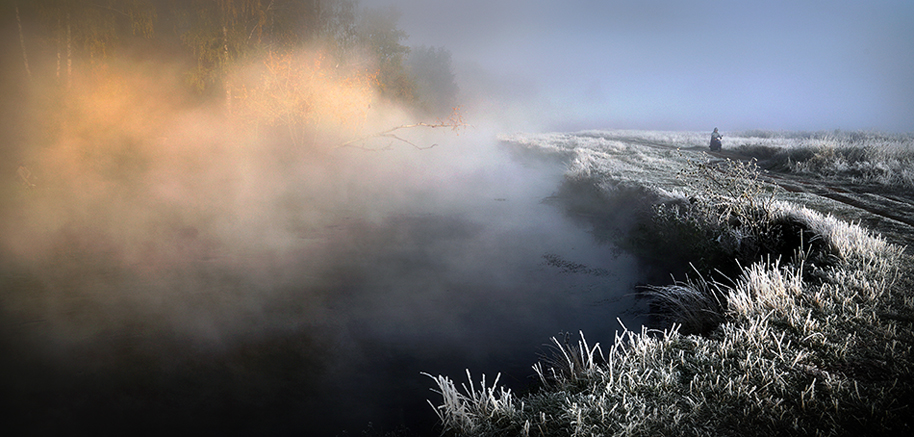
427 130 913 435
426 224 910 435
729 130 914 191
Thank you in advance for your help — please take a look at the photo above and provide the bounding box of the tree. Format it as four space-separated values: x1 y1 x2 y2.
233 48 377 147
9 0 461 151
25 0 158 85
406 45 458 117
174 1 356 109
178 0 270 104
355 6 414 103
317 0 358 57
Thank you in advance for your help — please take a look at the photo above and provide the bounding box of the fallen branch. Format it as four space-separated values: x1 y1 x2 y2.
337 108 466 151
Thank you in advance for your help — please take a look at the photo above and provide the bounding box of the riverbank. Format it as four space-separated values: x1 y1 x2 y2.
427 130 914 436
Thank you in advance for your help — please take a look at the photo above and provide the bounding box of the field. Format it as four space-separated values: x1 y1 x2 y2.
425 130 914 436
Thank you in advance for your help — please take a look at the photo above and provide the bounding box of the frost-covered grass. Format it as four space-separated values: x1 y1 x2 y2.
500 129 914 192
427 206 911 436
426 130 914 436
728 130 914 191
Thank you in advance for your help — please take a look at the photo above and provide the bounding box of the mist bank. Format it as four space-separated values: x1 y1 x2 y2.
1 116 659 435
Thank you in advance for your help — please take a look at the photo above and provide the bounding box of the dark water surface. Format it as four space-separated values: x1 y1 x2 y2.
1 144 649 435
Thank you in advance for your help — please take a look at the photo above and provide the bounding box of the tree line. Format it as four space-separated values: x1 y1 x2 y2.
8 0 457 116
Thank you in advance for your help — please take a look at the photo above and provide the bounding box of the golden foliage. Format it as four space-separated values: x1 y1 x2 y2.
232 49 379 144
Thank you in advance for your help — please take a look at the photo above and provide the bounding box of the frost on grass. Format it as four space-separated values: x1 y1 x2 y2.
427 248 911 436
728 130 914 190
427 131 913 436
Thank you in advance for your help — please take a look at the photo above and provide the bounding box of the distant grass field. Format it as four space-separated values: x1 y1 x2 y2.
425 130 914 436
729 130 914 192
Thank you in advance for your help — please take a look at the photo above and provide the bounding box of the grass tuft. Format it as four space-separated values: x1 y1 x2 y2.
641 267 729 335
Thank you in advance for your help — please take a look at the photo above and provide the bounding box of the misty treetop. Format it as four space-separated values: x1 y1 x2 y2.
407 45 458 117
9 0 456 114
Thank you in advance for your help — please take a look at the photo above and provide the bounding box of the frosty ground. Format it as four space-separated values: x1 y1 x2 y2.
426 129 914 436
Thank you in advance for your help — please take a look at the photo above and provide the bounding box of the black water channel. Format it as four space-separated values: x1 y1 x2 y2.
0 142 651 435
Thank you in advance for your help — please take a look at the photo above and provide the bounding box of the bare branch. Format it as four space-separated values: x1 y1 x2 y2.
337 108 466 151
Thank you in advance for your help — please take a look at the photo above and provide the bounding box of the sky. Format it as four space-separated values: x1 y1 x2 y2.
363 0 914 133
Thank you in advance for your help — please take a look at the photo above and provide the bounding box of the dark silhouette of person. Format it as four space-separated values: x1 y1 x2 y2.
710 128 723 151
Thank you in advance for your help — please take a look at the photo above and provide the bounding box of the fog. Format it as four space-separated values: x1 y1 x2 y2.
365 0 914 133
0 83 646 432
3 1 910 435
0 23 650 433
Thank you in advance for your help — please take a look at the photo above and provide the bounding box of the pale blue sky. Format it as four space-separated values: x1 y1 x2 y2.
364 0 914 132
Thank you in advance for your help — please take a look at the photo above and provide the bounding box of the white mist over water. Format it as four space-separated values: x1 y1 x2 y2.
1 112 651 434
0 11 653 432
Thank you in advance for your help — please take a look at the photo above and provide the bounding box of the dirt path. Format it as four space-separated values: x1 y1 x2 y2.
705 148 914 253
